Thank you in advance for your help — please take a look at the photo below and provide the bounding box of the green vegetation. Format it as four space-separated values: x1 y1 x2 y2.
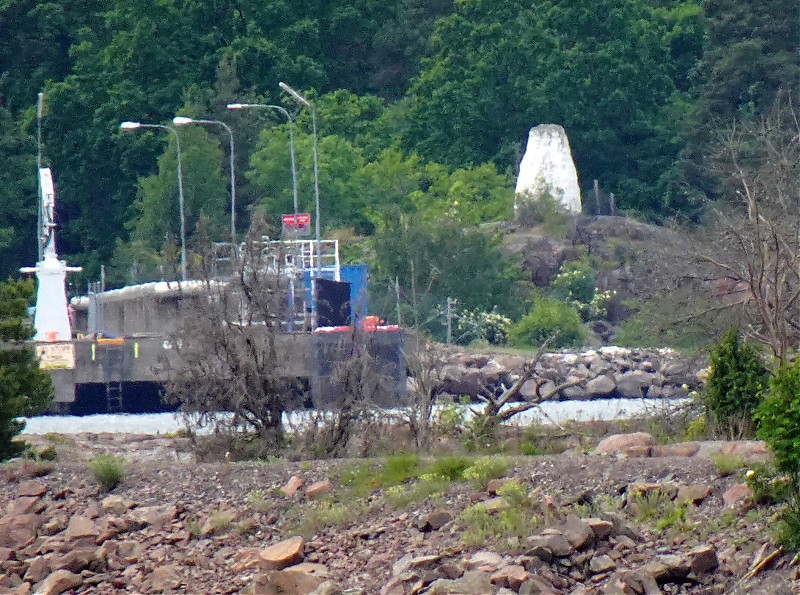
459 479 540 551
88 453 126 492
710 452 746 477
291 498 368 538
0 279 53 461
509 296 585 349
704 328 768 438
461 456 512 489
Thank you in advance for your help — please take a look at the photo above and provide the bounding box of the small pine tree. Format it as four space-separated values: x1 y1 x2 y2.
0 279 53 460
704 327 768 438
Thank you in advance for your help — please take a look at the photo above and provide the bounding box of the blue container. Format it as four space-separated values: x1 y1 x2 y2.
302 263 369 324
340 263 368 322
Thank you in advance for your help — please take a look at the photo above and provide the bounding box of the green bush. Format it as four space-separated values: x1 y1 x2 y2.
756 359 800 551
515 190 571 235
509 297 584 349
89 454 125 492
756 359 800 476
705 328 767 437
0 279 54 461
550 259 596 306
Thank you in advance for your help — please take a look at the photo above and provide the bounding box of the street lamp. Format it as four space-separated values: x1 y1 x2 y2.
172 117 237 249
120 121 187 281
227 103 299 218
278 83 320 275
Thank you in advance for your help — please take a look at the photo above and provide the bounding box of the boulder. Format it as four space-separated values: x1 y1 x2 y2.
101 495 135 515
651 443 700 458
686 545 718 574
490 565 529 590
585 518 614 540
595 433 654 457
615 371 653 399
643 554 691 584
717 441 771 463
259 536 305 570
426 570 495 595
17 480 48 498
391 554 441 576
561 515 594 550
127 504 177 529
282 476 304 497
586 375 616 397
589 554 617 574
464 551 503 572
254 563 328 595
305 480 333 500
417 510 453 532
676 484 713 505
0 513 39 550
35 569 82 595
722 484 753 509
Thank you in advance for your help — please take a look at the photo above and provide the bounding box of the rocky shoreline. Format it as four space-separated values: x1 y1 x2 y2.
439 347 706 402
1 432 797 594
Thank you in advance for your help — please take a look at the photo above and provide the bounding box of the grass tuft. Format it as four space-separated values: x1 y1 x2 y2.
88 453 125 492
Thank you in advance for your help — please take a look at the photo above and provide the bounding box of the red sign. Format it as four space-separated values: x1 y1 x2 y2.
282 213 311 235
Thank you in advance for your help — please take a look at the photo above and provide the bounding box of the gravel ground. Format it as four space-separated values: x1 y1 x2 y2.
3 433 799 593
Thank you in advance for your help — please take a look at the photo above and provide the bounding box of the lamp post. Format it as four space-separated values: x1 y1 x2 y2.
227 103 299 219
120 121 187 281
172 117 237 249
278 83 320 275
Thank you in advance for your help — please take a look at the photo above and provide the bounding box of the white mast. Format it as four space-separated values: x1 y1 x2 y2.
20 162 82 341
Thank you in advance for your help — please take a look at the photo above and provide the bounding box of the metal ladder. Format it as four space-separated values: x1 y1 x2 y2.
102 346 125 412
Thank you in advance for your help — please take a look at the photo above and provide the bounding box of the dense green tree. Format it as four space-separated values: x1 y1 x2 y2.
410 162 513 225
125 125 228 256
0 107 38 279
0 279 53 460
671 0 800 208
370 213 520 315
403 0 698 217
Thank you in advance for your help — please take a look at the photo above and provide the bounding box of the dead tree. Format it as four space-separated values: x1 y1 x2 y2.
167 223 302 448
404 332 448 450
699 94 800 364
469 342 582 437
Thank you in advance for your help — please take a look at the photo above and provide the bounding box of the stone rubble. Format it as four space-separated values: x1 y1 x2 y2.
439 347 705 401
0 433 795 594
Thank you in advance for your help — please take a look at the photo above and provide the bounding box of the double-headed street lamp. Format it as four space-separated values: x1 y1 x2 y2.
227 103 299 218
172 117 237 249
278 82 320 274
120 121 187 281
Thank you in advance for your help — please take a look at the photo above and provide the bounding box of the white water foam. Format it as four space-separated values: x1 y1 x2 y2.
21 399 681 435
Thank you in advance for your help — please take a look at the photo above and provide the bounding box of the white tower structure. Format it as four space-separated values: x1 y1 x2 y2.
515 124 582 213
20 168 82 341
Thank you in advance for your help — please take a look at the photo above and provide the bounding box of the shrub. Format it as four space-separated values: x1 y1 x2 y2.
710 453 745 477
381 453 421 486
550 259 596 306
756 359 800 476
461 456 511 489
0 279 54 461
427 455 472 481
756 359 800 551
704 328 767 438
515 189 571 235
89 454 125 492
509 297 584 349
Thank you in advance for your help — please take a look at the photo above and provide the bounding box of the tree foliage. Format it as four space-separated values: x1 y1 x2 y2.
705 328 767 437
0 279 53 460
0 0 794 284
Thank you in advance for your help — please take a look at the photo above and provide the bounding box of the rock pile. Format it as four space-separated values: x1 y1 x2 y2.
438 347 704 401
